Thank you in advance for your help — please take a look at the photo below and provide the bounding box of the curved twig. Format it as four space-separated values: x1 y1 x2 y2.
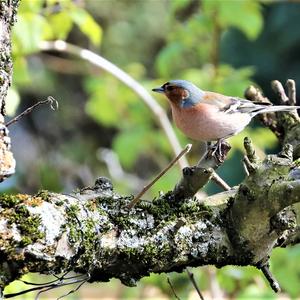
39 40 188 169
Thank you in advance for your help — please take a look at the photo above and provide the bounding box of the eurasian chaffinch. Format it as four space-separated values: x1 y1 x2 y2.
152 80 299 149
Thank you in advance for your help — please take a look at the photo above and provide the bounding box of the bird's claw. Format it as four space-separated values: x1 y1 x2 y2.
206 141 231 163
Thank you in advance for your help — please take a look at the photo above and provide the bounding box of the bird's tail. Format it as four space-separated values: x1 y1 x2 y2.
253 105 300 116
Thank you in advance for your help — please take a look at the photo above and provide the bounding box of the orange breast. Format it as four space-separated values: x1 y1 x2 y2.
171 103 251 141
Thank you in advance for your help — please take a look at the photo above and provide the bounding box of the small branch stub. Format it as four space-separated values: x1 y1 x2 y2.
258 263 281 293
271 80 289 104
286 79 296 106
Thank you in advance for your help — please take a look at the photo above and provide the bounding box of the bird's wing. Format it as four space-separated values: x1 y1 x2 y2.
202 92 271 114
223 98 271 114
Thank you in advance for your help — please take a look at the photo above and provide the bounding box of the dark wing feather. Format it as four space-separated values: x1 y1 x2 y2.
223 97 272 114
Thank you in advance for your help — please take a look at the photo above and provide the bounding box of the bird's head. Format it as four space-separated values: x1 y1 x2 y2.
152 80 204 108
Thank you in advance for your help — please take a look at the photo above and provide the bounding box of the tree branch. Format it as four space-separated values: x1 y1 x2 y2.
0 0 19 181
1 141 300 292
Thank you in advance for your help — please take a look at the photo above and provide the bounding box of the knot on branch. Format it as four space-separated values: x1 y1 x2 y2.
270 208 297 234
94 177 113 191
278 144 293 160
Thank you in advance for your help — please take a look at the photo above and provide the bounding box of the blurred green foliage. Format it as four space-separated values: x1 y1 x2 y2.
4 0 300 299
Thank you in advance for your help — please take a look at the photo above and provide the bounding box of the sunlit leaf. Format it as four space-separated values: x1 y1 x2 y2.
12 56 31 84
48 11 73 40
155 42 184 77
18 0 43 13
203 0 263 40
70 8 102 45
113 127 151 168
6 87 20 116
171 0 193 12
13 13 52 54
86 92 120 126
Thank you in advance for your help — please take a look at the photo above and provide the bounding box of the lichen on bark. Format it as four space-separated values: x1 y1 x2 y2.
0 0 18 181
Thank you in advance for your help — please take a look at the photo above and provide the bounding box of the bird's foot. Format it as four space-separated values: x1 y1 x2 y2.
206 140 231 163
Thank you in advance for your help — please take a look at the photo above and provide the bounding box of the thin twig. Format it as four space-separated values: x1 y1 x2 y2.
39 40 188 169
56 279 87 300
34 277 88 300
186 268 205 300
259 264 281 293
242 160 250 176
127 144 192 209
5 96 58 127
211 172 231 191
243 156 255 175
167 277 181 300
4 275 88 299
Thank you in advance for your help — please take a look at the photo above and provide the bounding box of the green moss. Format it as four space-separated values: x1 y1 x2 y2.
55 200 64 206
0 194 21 208
65 204 82 245
179 198 213 217
0 203 45 251
68 204 80 215
67 206 81 244
19 236 32 247
111 215 133 230
36 190 51 202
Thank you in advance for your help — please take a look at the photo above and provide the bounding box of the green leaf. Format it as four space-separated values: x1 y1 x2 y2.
86 92 120 127
113 127 151 168
171 0 193 12
155 42 184 77
18 0 43 14
70 8 102 45
203 0 263 40
6 87 20 116
12 56 31 85
13 13 52 55
48 12 73 40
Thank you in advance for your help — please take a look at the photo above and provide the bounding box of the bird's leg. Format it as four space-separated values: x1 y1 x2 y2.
206 139 225 162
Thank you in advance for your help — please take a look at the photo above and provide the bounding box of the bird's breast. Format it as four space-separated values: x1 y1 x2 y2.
171 103 252 141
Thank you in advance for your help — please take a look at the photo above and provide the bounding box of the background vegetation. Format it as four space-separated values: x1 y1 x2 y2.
3 0 300 299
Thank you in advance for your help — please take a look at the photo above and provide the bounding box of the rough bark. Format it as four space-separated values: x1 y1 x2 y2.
0 0 18 181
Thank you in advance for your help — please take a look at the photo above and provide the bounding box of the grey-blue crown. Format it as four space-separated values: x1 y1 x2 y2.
168 80 204 107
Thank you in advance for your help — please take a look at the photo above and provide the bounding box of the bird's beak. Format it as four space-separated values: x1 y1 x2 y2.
152 87 165 94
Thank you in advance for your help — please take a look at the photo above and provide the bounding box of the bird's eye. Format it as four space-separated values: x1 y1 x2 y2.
166 86 175 91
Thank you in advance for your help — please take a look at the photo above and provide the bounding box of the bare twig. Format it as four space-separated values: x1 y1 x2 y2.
259 264 281 293
242 160 250 176
4 274 88 299
56 280 87 300
5 96 58 127
39 40 188 169
167 277 181 300
186 268 204 300
127 144 192 209
211 172 231 191
243 156 256 175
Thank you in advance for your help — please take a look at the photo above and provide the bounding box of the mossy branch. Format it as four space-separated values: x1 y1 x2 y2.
1 148 300 294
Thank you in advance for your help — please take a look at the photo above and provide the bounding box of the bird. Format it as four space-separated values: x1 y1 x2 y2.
152 79 300 158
